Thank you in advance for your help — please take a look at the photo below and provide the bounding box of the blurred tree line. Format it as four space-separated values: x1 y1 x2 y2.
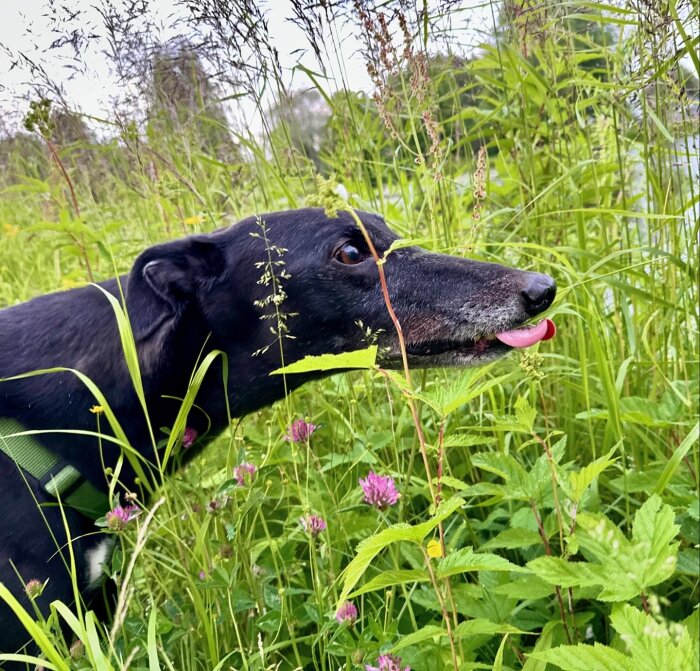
0 2 697 223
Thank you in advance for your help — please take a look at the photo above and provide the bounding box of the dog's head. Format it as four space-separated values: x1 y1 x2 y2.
126 208 556 373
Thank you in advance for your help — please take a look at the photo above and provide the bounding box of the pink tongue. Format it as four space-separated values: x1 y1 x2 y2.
495 319 556 348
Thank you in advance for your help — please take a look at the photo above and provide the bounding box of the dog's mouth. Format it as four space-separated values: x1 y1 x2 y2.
395 318 556 367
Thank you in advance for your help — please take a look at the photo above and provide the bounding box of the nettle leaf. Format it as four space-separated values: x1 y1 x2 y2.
416 364 515 417
337 497 464 604
566 445 619 503
610 604 698 671
471 449 557 503
515 396 537 432
529 495 680 601
436 546 527 579
530 642 636 671
471 453 529 496
270 346 377 374
531 605 698 671
527 556 605 589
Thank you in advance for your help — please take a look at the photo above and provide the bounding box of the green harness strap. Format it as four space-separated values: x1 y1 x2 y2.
0 418 110 520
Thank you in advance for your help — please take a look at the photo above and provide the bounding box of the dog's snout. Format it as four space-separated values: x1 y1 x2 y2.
521 273 556 316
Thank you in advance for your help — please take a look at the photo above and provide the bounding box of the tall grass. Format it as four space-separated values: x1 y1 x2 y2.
0 1 698 669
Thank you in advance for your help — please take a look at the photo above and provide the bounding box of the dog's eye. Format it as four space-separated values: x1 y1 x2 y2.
335 243 368 265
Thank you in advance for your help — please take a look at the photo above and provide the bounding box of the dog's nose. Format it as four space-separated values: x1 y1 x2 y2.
522 273 556 316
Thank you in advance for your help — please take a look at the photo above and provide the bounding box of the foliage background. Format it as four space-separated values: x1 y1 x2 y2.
0 0 698 669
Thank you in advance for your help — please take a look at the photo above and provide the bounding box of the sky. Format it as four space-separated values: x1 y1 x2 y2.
0 0 495 135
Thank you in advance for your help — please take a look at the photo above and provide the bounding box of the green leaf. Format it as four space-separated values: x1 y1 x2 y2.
609 604 698 671
348 569 429 597
568 445 619 502
337 497 464 604
453 619 523 639
481 527 543 550
491 576 554 600
527 556 604 589
515 396 537 432
416 364 514 417
436 546 527 579
390 624 447 653
653 422 699 494
271 346 377 374
530 643 635 671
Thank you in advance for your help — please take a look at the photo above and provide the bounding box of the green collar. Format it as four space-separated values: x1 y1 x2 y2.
0 418 110 520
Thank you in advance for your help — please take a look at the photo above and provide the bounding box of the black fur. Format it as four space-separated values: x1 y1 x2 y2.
0 208 555 657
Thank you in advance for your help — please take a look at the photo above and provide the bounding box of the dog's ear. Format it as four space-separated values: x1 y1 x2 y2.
126 237 225 340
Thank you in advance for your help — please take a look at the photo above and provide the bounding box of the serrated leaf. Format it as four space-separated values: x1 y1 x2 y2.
441 433 496 448
609 604 697 671
270 346 377 374
530 643 636 671
436 546 527 579
491 575 555 600
338 497 464 604
527 556 604 589
515 396 537 431
437 475 469 490
348 569 429 597
416 364 514 417
481 527 543 550
453 619 523 639
568 446 618 502
632 495 680 556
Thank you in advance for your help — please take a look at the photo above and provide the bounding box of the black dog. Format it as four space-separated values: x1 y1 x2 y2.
0 208 555 656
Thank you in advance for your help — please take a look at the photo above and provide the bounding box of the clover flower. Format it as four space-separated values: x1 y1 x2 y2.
106 504 140 531
335 601 358 624
284 419 317 442
366 654 410 671
234 462 257 486
359 472 400 509
182 427 198 449
301 514 327 537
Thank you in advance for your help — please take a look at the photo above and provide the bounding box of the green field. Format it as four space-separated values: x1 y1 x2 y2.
0 1 698 669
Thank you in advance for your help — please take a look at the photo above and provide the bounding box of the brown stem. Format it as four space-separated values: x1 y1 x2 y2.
530 500 572 644
345 207 435 501
347 206 459 667
44 138 94 282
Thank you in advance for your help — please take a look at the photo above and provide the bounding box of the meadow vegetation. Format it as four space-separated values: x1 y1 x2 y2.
0 1 698 669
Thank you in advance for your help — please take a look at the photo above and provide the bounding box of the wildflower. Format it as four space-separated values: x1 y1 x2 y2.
106 504 140 531
234 462 257 486
301 514 327 537
360 472 400 509
2 223 19 238
198 570 207 581
184 215 203 226
284 419 317 442
89 405 104 414
335 601 358 625
24 579 44 600
426 538 443 558
519 350 545 381
182 426 198 449
366 654 410 671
